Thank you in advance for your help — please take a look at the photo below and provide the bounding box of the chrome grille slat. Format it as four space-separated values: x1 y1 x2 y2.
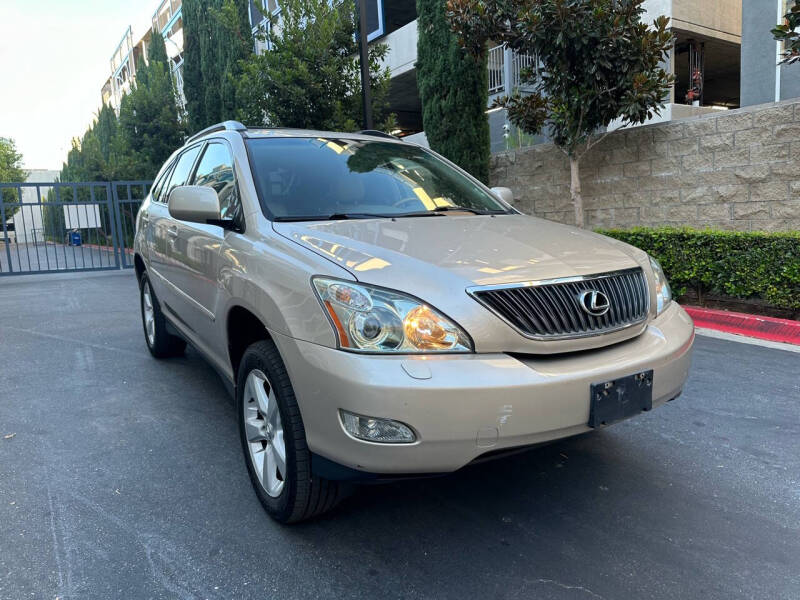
540 285 570 332
622 271 636 318
608 275 627 322
512 288 553 334
470 268 649 340
500 289 540 333
555 283 582 332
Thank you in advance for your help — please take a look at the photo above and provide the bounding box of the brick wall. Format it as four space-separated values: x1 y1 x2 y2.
489 99 800 231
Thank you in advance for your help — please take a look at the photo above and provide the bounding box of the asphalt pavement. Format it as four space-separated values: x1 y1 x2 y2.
0 271 798 600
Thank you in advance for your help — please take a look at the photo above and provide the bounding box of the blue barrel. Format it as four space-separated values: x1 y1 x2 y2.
69 231 82 246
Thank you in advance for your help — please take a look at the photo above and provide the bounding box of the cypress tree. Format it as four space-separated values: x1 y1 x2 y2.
115 43 186 179
182 0 252 133
416 0 490 183
94 104 118 164
148 30 169 65
182 0 207 131
217 0 253 121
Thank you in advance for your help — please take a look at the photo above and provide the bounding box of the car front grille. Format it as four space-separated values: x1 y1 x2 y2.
469 268 650 339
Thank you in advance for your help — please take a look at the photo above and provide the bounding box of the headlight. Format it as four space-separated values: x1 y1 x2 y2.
312 277 473 353
649 256 672 315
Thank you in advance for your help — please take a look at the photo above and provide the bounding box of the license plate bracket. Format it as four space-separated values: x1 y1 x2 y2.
589 370 653 428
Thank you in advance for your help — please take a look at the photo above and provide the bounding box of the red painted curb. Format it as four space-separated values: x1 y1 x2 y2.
684 306 800 346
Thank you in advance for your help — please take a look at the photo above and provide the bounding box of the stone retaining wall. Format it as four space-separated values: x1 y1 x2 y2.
489 99 800 231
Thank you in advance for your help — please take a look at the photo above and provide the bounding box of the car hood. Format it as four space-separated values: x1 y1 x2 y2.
273 214 644 287
273 214 652 354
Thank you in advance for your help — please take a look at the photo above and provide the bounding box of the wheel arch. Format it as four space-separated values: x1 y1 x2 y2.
227 304 273 380
134 253 146 284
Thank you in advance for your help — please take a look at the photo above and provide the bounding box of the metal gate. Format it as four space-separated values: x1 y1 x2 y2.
0 180 151 276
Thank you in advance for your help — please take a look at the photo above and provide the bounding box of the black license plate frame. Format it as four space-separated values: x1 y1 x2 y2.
589 370 654 428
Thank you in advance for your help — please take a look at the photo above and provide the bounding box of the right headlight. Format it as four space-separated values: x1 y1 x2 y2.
312 277 473 353
649 255 673 315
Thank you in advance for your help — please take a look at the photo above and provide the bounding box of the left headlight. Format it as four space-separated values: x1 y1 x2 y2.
312 277 473 353
649 255 672 315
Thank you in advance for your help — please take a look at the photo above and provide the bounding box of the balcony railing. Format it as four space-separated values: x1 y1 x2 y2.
488 45 536 96
153 0 182 34
488 45 505 94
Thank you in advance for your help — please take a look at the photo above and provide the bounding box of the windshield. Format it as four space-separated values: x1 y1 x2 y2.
245 137 512 220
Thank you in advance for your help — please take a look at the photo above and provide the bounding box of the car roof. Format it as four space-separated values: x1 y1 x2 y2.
242 128 402 142
185 120 403 146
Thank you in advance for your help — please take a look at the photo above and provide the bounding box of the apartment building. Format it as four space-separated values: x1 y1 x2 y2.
101 26 148 111
101 1 759 150
358 0 744 148
740 0 800 106
100 0 186 113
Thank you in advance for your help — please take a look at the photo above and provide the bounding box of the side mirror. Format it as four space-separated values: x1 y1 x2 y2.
491 186 514 206
168 185 222 224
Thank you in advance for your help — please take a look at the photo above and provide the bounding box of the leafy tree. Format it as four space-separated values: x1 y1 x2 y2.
182 0 253 132
0 137 27 219
224 0 394 131
448 0 673 227
417 0 490 183
774 0 800 64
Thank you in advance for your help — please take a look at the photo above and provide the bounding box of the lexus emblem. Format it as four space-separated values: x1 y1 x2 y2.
578 290 610 316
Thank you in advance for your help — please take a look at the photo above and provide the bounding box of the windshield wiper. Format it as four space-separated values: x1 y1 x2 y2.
272 207 511 222
393 206 510 217
435 206 510 215
273 213 391 222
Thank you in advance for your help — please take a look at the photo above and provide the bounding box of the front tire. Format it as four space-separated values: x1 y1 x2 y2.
139 272 186 358
237 340 348 523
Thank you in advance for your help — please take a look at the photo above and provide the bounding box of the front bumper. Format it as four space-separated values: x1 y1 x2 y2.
273 302 694 475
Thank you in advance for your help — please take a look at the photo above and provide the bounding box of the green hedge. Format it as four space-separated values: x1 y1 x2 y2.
597 227 800 310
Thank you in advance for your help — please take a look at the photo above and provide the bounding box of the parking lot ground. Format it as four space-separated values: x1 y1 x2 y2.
1 271 799 600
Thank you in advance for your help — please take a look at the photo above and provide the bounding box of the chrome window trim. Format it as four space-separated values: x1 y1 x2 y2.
466 267 651 341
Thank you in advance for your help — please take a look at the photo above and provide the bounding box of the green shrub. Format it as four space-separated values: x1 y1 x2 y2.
597 227 800 310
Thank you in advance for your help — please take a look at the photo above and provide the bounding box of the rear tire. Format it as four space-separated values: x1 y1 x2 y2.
237 340 349 523
139 272 186 358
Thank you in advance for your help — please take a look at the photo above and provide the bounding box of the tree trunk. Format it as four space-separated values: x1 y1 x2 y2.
569 156 585 228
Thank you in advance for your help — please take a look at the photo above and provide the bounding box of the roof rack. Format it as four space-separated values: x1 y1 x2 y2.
186 120 248 144
357 129 399 140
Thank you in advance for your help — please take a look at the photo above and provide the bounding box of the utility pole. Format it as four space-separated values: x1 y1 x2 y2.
357 0 374 130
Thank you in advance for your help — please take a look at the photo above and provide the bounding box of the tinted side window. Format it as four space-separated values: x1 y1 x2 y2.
150 161 175 203
192 142 241 222
164 145 202 202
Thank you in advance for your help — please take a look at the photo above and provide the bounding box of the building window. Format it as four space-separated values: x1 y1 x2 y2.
250 0 280 54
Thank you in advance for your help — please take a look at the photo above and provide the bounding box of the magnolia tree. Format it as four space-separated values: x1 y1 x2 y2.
447 0 674 227
774 0 800 64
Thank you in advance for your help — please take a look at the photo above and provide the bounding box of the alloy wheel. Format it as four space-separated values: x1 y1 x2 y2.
142 282 155 346
243 369 287 497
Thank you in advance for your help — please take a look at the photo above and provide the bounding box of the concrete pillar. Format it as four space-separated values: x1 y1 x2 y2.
503 47 514 96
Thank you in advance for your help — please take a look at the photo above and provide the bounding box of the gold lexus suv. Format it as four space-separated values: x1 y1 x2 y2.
133 121 694 523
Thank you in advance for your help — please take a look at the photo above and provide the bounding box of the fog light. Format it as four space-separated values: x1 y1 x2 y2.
339 410 416 444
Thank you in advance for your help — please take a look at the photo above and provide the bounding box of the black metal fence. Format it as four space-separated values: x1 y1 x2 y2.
0 181 152 276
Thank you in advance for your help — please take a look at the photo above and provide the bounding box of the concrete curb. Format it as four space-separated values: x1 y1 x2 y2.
684 306 800 346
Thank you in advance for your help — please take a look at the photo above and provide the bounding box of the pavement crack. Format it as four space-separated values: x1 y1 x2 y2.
46 486 66 597
522 578 606 599
3 326 141 358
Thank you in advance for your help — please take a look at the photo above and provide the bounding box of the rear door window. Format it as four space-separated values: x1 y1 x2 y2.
150 161 175 203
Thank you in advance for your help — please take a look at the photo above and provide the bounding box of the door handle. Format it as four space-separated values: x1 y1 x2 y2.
167 226 178 238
